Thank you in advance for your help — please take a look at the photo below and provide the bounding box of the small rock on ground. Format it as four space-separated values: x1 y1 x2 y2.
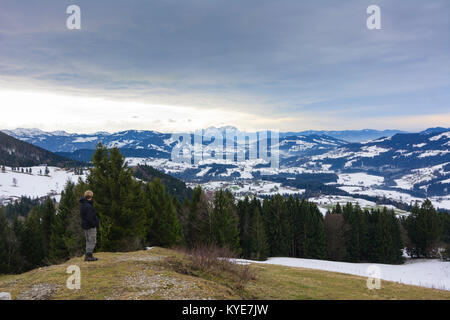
16 284 60 300
0 292 11 300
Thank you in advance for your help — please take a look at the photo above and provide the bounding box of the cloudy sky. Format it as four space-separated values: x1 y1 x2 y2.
0 0 449 133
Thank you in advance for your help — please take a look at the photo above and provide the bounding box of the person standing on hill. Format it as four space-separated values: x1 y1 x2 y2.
80 190 99 262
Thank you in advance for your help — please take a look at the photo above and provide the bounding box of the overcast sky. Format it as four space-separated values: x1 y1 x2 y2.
0 0 449 133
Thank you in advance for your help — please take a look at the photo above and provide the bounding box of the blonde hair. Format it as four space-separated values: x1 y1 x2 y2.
84 190 94 199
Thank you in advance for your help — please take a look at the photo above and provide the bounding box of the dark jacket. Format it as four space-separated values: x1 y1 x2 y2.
80 198 99 230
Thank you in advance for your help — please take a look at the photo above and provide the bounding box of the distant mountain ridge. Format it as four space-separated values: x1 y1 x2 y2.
1 127 449 209
287 129 450 197
0 132 81 167
280 129 406 142
2 128 174 154
2 127 408 155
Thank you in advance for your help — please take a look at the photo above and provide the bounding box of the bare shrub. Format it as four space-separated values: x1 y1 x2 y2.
176 244 256 291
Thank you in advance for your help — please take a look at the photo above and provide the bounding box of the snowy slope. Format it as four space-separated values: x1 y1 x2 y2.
0 166 86 203
234 257 450 291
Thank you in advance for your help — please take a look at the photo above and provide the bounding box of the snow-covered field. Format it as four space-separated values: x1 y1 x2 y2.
336 173 384 187
0 166 86 204
309 194 409 216
394 163 449 190
337 186 450 210
189 180 305 198
234 257 450 291
126 157 335 180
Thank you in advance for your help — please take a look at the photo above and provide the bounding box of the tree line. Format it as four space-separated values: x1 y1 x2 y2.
1 145 449 274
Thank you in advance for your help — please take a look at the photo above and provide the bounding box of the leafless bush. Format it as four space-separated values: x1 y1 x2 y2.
177 244 256 291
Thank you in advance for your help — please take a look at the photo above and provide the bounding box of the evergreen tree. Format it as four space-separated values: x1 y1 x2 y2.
248 205 269 260
87 144 147 251
211 189 241 253
263 195 290 256
303 202 327 259
372 208 403 264
334 202 342 214
284 196 296 257
292 198 307 257
15 208 46 270
404 200 441 258
63 181 88 257
41 197 56 258
145 178 183 247
49 182 76 262
442 212 450 260
237 196 252 258
0 212 21 274
342 203 369 262
184 186 213 247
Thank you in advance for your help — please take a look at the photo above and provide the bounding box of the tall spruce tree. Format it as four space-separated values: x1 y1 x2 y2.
303 202 327 259
248 205 269 260
0 212 21 274
41 197 56 258
87 144 147 251
237 196 252 258
404 200 441 258
293 199 307 257
145 178 183 247
15 208 46 270
442 212 450 260
263 195 290 257
342 203 369 262
284 196 297 257
185 186 213 247
372 208 403 264
49 182 76 262
62 181 88 257
211 189 241 253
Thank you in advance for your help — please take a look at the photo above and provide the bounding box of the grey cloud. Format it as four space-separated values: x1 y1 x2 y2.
0 0 449 125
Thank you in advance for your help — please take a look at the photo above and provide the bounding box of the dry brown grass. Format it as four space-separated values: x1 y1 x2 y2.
1 247 449 300
171 244 256 292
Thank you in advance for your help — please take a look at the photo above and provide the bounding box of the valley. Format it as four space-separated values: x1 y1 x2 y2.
1 127 449 212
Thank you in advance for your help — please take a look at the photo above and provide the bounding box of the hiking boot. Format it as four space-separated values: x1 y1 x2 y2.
84 252 98 262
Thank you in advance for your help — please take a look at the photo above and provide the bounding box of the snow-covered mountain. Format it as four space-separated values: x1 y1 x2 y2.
280 129 405 143
277 134 347 157
289 129 450 198
2 127 349 161
0 131 81 167
2 127 449 210
2 128 174 154
2 127 402 153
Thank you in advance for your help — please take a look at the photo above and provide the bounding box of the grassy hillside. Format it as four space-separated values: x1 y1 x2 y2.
0 247 449 300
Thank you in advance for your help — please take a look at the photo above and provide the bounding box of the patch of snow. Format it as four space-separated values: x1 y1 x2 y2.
73 136 97 143
394 163 449 190
196 167 212 177
429 131 450 141
337 173 384 187
232 257 450 291
418 150 450 158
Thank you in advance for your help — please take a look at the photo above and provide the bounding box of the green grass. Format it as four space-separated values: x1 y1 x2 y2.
0 247 449 300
